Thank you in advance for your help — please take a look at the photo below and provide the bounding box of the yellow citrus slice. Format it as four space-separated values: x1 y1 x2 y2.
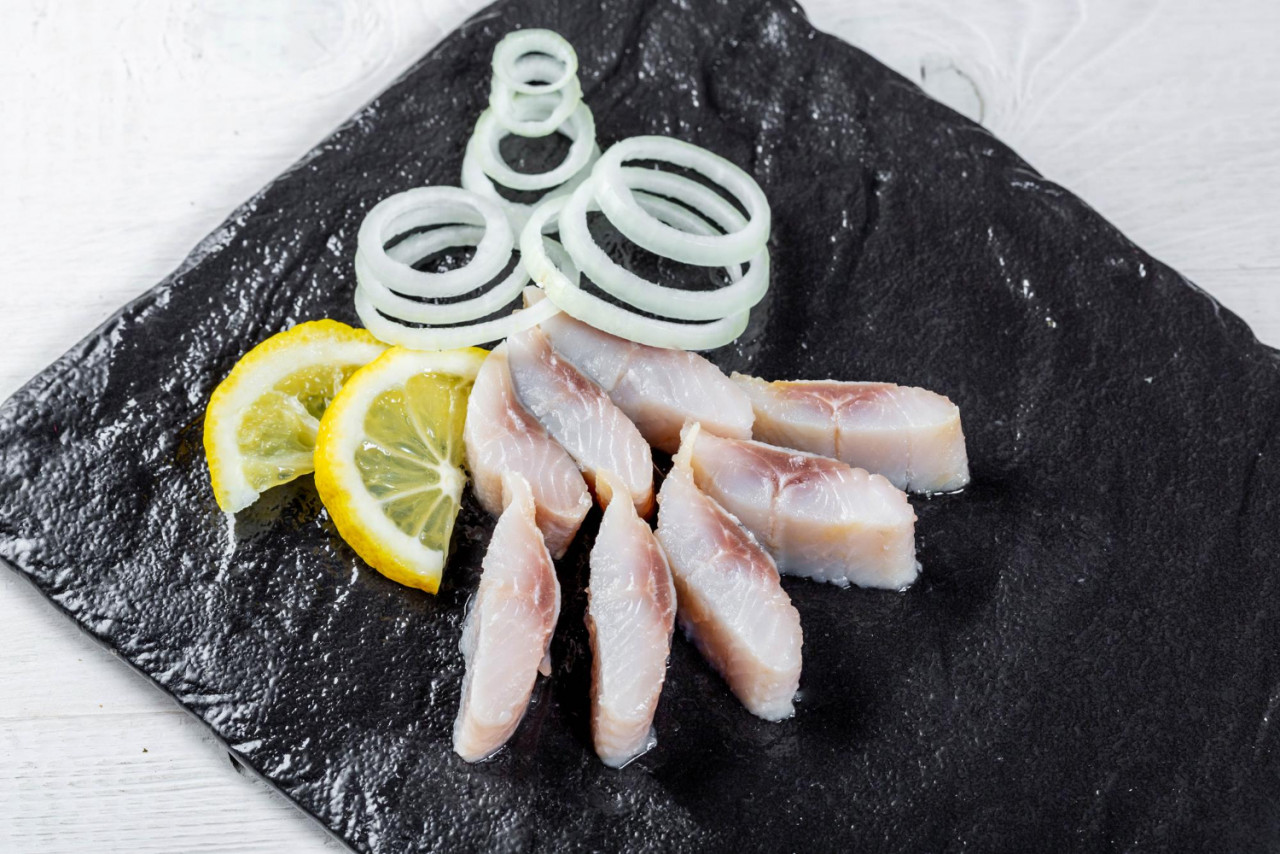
313 346 488 593
203 320 387 513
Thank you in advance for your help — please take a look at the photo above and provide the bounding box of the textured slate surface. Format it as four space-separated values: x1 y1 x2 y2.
2 0 1279 850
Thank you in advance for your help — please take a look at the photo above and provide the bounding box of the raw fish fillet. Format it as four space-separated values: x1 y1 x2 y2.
655 448 802 721
586 470 677 767
507 325 654 516
681 423 918 589
527 287 753 452
453 474 560 763
732 374 970 493
463 343 591 558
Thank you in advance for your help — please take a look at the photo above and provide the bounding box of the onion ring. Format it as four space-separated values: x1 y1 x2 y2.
593 136 770 266
557 169 769 321
356 226 529 325
490 59 582 137
356 187 513 298
521 195 750 351
491 29 578 96
472 100 596 192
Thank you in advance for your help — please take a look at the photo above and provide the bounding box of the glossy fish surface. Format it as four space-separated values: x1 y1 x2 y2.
732 374 969 494
682 424 918 589
463 343 591 558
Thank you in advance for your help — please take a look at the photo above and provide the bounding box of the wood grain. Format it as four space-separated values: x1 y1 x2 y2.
1 0 1276 850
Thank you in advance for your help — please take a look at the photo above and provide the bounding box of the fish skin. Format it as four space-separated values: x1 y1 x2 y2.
453 474 560 763
527 287 754 453
463 343 591 558
655 450 802 721
682 423 918 590
586 470 677 768
507 324 655 517
732 374 970 494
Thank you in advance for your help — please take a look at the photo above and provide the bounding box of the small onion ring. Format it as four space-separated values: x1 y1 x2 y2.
473 100 596 192
354 241 572 351
593 136 770 266
461 138 600 236
355 284 561 351
490 59 583 137
355 226 529 325
557 169 769 321
521 195 750 351
491 29 578 95
356 187 513 298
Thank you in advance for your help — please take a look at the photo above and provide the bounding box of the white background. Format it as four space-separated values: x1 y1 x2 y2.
2 0 1277 850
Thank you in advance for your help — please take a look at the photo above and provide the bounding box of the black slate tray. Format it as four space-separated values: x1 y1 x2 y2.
3 0 1279 851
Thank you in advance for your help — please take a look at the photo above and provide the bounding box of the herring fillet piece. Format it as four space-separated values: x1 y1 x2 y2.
507 325 655 516
453 474 560 763
526 287 754 452
463 343 591 558
732 374 970 493
586 470 677 768
682 423 918 589
655 451 802 721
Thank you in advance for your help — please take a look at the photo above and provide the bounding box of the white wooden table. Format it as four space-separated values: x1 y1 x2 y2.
2 1 1277 850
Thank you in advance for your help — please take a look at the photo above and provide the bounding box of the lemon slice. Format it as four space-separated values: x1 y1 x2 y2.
314 347 488 593
203 320 387 513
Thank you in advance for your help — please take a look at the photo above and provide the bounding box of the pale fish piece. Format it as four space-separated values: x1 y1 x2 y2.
463 343 591 558
526 287 753 453
655 450 802 721
586 470 677 768
453 474 560 763
507 325 654 516
731 374 970 493
681 423 918 590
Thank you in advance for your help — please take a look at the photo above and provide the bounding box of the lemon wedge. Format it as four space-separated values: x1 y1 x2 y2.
314 346 487 593
204 320 387 513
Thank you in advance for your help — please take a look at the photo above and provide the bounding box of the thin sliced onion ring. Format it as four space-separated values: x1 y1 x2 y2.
473 101 595 192
557 169 769 321
593 136 770 266
461 99 599 235
521 195 750 351
491 29 577 95
490 60 583 137
356 226 529 325
356 187 513 298
355 284 561 351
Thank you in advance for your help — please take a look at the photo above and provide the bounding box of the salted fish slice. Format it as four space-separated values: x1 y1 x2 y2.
731 374 970 493
463 343 591 558
586 470 677 767
453 474 560 763
681 423 918 590
655 447 802 721
527 287 753 453
507 325 654 516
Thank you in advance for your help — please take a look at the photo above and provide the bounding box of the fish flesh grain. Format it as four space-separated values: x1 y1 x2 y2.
680 423 918 590
527 287 753 453
463 343 591 558
453 474 560 763
507 324 654 516
655 446 803 721
732 374 970 493
586 470 677 768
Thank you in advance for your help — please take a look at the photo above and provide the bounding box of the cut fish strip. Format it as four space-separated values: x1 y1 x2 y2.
507 325 654 516
463 343 591 558
453 474 560 762
655 448 802 721
587 470 677 767
527 287 753 453
732 374 970 494
681 423 918 589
